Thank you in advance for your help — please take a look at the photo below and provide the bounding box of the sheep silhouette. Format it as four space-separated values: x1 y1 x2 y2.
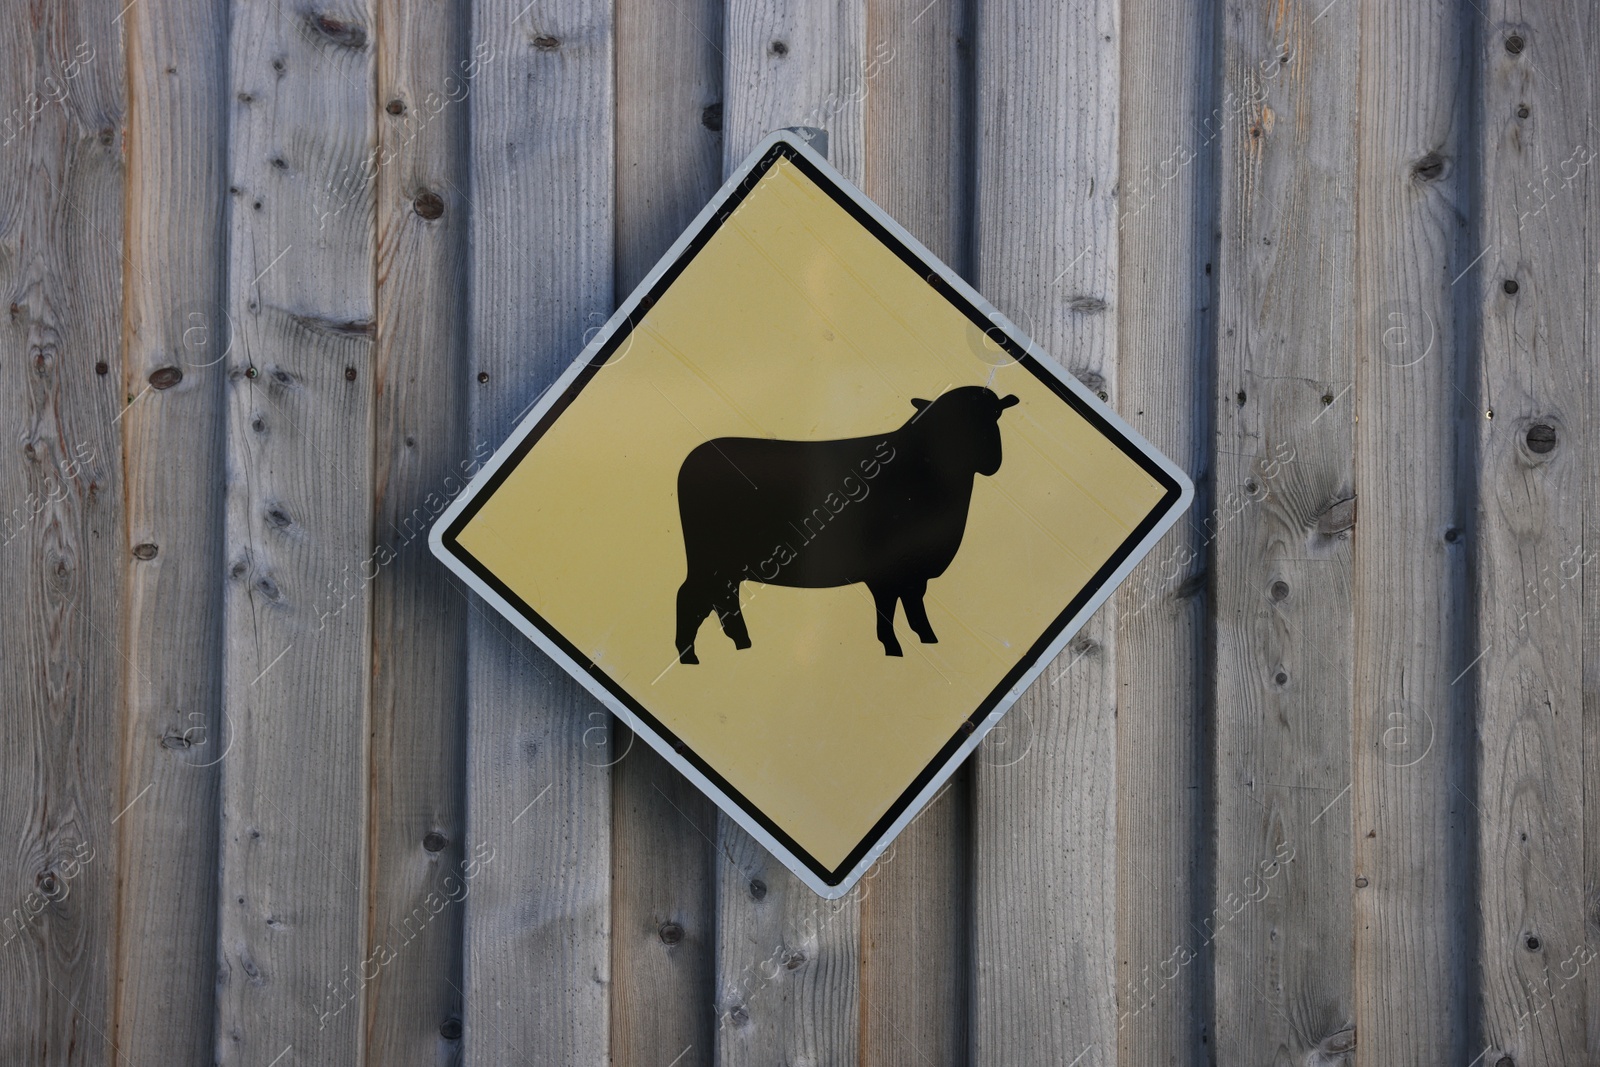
674 386 1020 662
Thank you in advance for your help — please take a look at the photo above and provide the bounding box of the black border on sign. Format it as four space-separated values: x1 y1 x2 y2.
441 141 1184 887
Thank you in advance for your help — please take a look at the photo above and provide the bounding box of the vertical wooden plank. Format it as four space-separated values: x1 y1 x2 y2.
968 0 1120 1060
366 1 471 1063
461 0 614 1061
115 0 226 1062
1351 0 1473 1062
610 0 722 1062
1210 0 1359 1062
1589 130 1600 1066
713 2 865 1064
857 0 972 1063
217 1 376 1061
1114 0 1216 1058
721 0 865 179
1472 4 1596 1063
0 3 124 1063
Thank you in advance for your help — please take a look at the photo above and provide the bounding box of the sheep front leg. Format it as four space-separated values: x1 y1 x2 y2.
900 581 938 644
868 581 903 656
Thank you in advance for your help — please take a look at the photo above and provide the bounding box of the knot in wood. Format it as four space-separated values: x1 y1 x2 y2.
308 12 368 50
413 191 444 220
1411 152 1445 181
1525 424 1556 454
149 365 183 390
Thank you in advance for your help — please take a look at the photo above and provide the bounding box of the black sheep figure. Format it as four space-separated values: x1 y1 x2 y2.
674 386 1020 662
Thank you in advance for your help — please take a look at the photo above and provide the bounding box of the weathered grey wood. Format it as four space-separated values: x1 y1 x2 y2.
968 0 1121 1060
713 3 866 1064
0 5 125 1063
366 2 472 1063
1112 0 1215 1059
115 1 227 1063
217 2 377 1060
610 0 723 1061
857 1 972 1063
715 826 863 1065
721 0 866 183
1350 2 1472 1062
1210 1 1359 1062
1472 4 1595 1063
461 0 614 1062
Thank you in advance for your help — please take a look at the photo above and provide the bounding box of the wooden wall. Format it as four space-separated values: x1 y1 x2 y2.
0 0 1595 1063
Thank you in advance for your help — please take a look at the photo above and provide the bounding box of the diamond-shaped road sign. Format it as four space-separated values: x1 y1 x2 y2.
431 131 1193 898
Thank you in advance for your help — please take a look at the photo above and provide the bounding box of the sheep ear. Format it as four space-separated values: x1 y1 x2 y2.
997 394 1020 409
910 397 931 411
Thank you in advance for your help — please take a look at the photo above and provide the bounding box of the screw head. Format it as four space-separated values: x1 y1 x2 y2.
659 921 684 945
422 832 447 853
1505 33 1525 54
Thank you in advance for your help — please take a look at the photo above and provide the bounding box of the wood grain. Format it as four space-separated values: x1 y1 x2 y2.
1350 1 1473 1062
610 0 723 1061
216 1 377 1060
857 0 973 1063
115 0 227 1063
0 3 126 1063
460 0 615 1061
1209 0 1358 1062
715 825 863 1066
2 2 1600 1062
1113 0 1217 1060
968 0 1122 1059
713 3 866 1064
366 1 472 1063
721 0 867 183
1472 3 1596 1063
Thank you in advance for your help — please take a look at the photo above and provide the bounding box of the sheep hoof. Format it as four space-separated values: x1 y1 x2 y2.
679 649 699 665
882 643 903 657
918 634 938 644
733 637 752 650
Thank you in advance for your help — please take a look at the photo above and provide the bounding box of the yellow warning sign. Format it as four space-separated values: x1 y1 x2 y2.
433 132 1191 897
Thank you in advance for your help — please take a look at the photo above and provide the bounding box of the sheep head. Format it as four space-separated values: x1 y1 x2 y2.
907 386 1020 477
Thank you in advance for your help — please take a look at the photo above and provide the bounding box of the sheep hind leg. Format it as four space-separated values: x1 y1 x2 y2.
868 582 903 657
675 578 714 664
714 587 752 650
900 581 938 644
